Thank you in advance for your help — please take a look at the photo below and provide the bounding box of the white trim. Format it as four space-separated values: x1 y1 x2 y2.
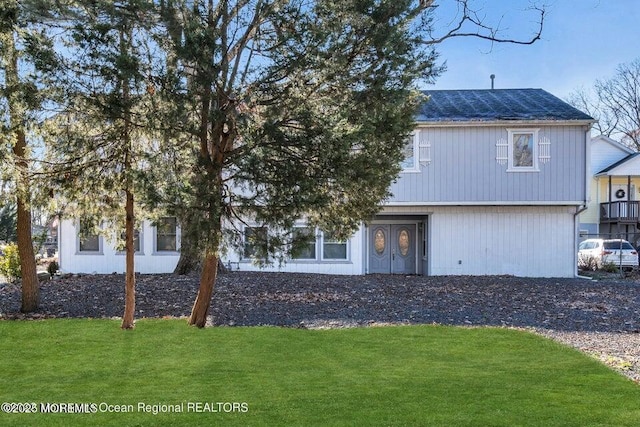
418 132 432 166
507 128 539 172
400 132 420 173
414 120 595 128
383 201 585 206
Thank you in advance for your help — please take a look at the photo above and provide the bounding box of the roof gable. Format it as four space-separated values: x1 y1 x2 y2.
417 89 594 123
596 153 640 176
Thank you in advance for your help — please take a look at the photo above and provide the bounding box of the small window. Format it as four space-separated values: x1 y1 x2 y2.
400 133 420 172
78 220 101 253
507 129 539 172
322 231 348 260
156 217 177 252
243 226 268 259
292 227 316 260
120 229 142 253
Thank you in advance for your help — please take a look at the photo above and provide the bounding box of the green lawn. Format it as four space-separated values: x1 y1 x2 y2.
0 320 639 426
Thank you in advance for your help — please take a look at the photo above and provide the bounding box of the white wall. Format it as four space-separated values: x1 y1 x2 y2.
220 227 365 275
428 206 575 277
58 219 180 274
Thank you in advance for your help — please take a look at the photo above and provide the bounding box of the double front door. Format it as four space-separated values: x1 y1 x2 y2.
368 224 416 274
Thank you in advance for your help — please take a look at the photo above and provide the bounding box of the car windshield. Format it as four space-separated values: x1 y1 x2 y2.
603 241 635 250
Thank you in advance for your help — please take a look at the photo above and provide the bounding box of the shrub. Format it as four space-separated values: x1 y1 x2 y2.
47 260 59 276
578 255 599 271
0 243 21 283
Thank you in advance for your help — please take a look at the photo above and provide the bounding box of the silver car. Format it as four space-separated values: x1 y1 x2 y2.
578 239 638 271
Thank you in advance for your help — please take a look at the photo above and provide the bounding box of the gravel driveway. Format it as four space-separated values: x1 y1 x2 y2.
1 271 639 382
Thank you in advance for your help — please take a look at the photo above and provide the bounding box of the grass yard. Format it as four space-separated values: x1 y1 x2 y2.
0 320 639 426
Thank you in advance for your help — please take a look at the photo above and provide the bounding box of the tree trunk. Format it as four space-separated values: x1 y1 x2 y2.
173 231 201 274
6 28 39 312
16 195 39 313
121 189 136 329
188 253 218 327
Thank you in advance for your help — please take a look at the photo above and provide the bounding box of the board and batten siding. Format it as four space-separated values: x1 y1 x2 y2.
427 206 576 277
389 125 587 204
58 219 180 274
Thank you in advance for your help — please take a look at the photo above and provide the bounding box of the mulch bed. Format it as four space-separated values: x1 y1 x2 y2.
1 271 639 332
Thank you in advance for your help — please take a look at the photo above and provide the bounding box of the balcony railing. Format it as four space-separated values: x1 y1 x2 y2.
600 201 640 223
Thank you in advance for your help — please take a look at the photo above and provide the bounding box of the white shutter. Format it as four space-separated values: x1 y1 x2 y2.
496 138 508 165
418 133 431 166
538 137 551 164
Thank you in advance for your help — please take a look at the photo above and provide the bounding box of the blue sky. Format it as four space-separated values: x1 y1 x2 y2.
425 0 640 100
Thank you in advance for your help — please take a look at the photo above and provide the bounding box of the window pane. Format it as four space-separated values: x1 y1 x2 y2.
156 217 177 252
323 231 347 260
513 133 533 167
323 243 347 260
79 221 99 252
292 228 316 260
157 217 176 235
120 230 141 252
79 235 99 252
157 235 176 251
400 138 415 169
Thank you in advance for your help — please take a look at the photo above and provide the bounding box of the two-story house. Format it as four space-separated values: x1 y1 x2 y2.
579 135 640 246
58 88 594 277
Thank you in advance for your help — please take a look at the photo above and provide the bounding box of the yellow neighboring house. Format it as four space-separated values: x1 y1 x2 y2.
580 135 640 246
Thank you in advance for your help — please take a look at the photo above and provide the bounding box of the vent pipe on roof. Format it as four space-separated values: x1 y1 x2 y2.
490 74 495 90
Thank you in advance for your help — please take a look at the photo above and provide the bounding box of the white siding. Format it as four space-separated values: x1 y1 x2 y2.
220 227 365 276
590 135 633 175
427 206 575 277
58 219 180 274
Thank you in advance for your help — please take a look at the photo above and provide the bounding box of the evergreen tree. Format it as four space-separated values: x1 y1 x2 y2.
0 0 64 312
156 0 545 327
45 0 159 328
0 203 17 243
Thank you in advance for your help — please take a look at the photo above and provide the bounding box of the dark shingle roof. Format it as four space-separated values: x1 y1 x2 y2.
416 89 594 122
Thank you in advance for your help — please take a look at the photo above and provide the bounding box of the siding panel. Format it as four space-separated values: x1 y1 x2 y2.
428 206 574 277
390 125 587 204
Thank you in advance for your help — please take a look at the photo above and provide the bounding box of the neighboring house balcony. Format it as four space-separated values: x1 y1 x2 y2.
595 153 640 233
600 201 640 225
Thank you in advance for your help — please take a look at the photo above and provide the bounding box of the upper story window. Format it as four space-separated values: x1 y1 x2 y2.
400 132 420 173
507 129 539 172
155 217 178 252
78 220 101 254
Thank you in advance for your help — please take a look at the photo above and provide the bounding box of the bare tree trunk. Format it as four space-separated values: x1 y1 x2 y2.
120 27 135 329
188 252 218 327
6 29 39 312
16 194 39 313
121 189 135 329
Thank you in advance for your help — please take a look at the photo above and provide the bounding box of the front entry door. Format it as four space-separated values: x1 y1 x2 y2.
369 224 416 274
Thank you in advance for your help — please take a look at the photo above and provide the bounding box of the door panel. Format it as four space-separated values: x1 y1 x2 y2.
369 225 391 273
368 224 416 274
391 225 416 274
